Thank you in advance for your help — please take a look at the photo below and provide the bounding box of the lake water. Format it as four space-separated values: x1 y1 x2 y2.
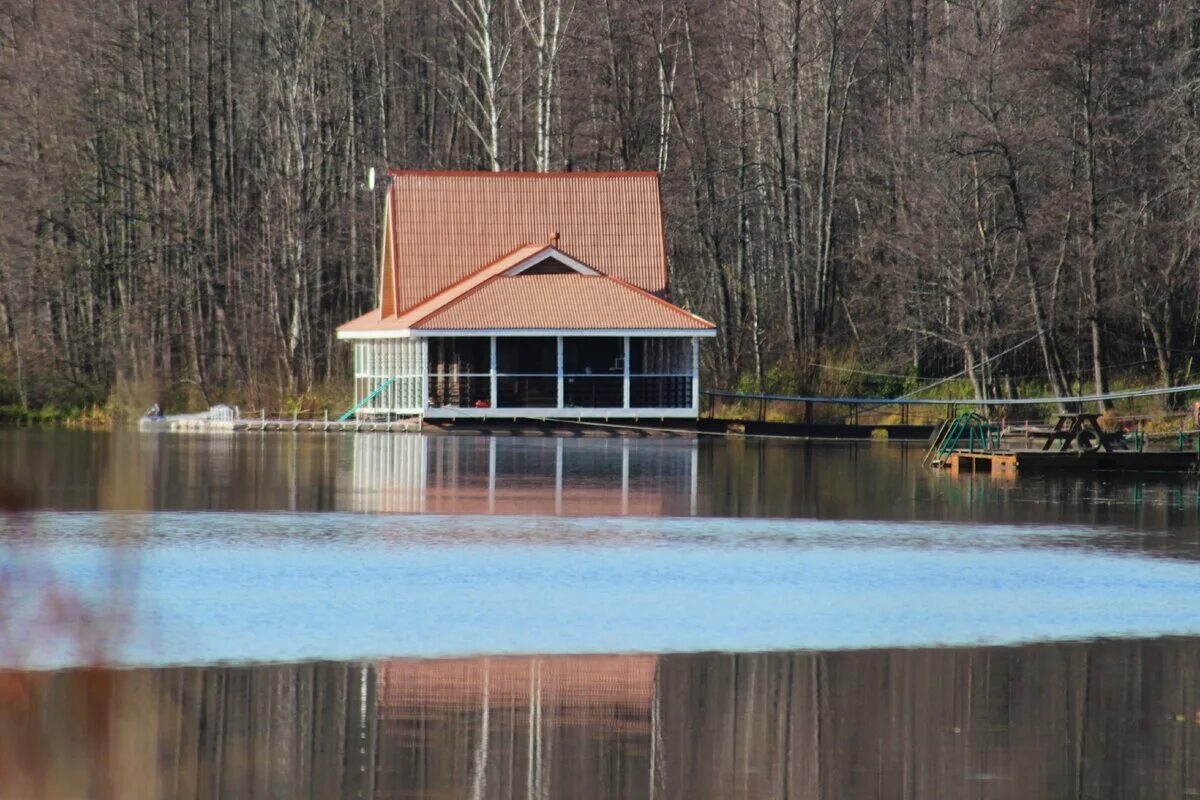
1 429 1199 797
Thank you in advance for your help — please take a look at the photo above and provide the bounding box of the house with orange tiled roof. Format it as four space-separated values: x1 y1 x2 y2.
336 170 716 420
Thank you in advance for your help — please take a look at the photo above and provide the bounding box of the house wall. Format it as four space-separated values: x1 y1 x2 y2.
353 339 427 416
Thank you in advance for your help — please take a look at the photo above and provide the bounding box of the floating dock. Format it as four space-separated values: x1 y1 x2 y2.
137 412 689 437
928 411 1199 475
942 449 1198 476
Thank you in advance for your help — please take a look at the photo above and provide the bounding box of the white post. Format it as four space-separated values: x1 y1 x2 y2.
490 336 498 410
691 337 700 414
353 343 362 409
623 336 631 409
556 336 564 409
420 338 430 416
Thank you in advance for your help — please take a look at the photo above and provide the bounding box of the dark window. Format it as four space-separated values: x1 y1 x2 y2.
630 338 691 374
564 376 623 407
519 258 576 275
497 377 558 408
427 337 490 374
563 337 623 375
497 337 556 374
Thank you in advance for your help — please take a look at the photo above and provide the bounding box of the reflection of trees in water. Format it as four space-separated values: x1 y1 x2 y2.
706 440 1200 551
6 433 1198 538
4 640 1197 798
659 641 1200 799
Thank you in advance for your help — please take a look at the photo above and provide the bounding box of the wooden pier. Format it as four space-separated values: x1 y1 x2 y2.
138 416 422 434
137 415 685 437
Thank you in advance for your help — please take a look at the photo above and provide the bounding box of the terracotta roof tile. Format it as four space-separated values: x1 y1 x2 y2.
413 273 714 331
337 244 549 334
339 243 715 335
386 171 668 309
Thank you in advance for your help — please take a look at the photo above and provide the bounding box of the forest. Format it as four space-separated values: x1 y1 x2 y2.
1 0 1198 413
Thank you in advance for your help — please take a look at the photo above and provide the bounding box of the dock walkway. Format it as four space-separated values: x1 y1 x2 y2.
138 416 421 434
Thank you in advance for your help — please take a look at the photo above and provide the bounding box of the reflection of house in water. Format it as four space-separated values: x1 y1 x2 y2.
378 655 656 734
349 435 699 516
373 654 658 799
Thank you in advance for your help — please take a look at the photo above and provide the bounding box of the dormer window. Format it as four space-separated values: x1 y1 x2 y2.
518 258 576 276
503 246 600 277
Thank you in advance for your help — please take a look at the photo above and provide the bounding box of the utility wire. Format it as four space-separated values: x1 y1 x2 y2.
899 334 1041 399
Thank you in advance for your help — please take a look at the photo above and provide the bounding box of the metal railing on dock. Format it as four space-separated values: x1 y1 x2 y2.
702 384 1200 429
701 390 967 427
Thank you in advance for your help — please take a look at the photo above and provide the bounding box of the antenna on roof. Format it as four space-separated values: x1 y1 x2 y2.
367 167 376 191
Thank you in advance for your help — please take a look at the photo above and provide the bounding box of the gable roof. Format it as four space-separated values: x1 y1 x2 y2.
338 244 715 336
414 273 715 331
381 170 669 313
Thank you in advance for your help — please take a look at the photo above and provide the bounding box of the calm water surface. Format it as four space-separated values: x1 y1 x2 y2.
1 429 1199 797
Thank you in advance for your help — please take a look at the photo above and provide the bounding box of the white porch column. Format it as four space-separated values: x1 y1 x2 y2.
691 336 700 413
419 338 430 415
489 336 498 408
623 336 631 409
556 336 564 408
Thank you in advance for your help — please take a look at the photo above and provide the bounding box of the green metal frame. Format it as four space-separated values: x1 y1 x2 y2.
338 377 399 421
935 412 1001 461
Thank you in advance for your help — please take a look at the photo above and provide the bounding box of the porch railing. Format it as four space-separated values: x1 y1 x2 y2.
427 373 490 408
497 374 559 407
631 375 691 408
564 375 623 408
426 371 694 409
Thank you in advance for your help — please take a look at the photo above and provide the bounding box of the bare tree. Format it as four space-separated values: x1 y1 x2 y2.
515 0 573 171
450 0 511 170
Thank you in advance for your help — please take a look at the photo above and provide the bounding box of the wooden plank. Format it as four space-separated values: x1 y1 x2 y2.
946 452 1016 477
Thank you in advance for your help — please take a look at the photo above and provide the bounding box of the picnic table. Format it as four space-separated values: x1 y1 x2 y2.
1025 413 1127 453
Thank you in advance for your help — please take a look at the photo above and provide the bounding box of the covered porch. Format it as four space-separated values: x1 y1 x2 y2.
351 333 702 419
